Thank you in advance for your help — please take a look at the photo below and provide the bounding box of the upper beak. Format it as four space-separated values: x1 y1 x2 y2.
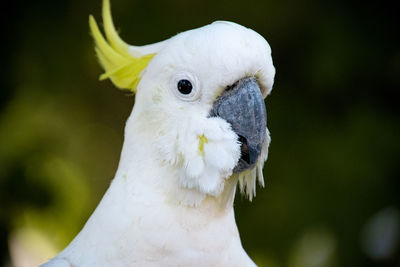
210 77 267 173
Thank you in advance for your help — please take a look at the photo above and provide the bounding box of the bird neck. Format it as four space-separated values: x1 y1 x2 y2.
112 112 237 214
57 110 243 264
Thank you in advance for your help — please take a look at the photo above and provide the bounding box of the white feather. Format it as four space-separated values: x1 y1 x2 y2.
42 19 275 266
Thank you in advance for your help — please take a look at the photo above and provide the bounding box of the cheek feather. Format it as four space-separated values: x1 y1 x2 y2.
174 117 240 198
198 134 208 157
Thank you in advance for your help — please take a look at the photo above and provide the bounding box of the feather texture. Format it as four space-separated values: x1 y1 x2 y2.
41 1 276 265
89 0 154 91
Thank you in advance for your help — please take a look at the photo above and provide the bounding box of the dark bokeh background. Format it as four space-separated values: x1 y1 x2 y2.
1 0 399 266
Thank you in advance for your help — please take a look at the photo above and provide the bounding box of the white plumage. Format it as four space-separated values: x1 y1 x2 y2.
42 0 275 266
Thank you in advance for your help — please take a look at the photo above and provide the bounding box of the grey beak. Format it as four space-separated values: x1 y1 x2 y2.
210 77 267 173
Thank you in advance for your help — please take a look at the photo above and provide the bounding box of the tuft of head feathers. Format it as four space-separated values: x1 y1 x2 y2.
89 0 275 206
89 0 154 92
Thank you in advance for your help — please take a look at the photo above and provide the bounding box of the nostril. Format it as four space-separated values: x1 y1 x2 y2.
238 135 250 165
225 81 239 92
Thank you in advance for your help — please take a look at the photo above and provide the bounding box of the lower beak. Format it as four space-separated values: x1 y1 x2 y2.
210 77 267 173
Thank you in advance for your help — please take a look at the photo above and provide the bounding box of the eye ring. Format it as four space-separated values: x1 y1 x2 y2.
170 71 200 102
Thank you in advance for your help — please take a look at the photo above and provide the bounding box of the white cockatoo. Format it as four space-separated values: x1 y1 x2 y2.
42 0 275 266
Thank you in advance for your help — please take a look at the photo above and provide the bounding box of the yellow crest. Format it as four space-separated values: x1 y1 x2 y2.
89 0 154 92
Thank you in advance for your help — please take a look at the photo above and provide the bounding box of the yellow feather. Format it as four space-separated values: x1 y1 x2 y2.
102 0 131 58
198 135 209 157
88 0 154 92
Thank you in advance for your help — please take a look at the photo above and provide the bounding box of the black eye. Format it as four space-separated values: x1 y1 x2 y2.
177 79 193 95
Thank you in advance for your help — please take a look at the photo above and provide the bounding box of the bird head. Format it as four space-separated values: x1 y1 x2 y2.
90 0 275 207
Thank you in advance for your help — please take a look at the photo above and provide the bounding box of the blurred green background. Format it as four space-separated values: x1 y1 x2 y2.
1 0 399 266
